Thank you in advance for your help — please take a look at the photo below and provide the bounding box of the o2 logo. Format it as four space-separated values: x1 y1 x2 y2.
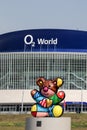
24 34 58 47
24 35 35 47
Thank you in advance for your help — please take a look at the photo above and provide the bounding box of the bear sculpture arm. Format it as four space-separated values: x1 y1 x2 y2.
31 89 52 107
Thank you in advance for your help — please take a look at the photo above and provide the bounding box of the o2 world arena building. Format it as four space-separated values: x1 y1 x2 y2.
0 29 87 113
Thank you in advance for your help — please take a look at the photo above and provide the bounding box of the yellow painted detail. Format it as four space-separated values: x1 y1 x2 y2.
53 105 63 117
57 78 63 87
47 99 52 107
31 104 37 112
39 80 43 84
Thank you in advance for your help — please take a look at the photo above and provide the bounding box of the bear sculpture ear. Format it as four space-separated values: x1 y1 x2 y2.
53 78 63 88
36 77 45 87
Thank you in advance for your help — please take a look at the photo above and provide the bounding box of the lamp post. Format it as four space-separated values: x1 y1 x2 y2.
81 87 83 113
71 82 83 113
21 90 24 113
76 86 83 113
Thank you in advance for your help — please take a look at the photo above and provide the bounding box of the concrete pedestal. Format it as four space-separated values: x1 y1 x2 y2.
25 117 71 130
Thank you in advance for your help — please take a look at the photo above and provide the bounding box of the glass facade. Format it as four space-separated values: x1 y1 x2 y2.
0 104 31 113
0 52 86 90
0 103 87 113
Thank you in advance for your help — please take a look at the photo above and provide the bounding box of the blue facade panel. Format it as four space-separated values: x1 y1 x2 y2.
0 29 87 52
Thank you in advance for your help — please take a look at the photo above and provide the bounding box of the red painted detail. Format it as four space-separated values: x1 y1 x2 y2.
31 112 37 117
39 99 46 107
57 91 65 99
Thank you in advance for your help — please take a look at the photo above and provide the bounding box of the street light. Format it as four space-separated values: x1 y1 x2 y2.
71 82 83 113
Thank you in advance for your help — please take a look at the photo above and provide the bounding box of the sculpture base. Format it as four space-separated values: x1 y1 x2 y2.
25 117 71 130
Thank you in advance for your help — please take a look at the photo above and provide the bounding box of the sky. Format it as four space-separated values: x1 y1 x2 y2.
0 0 87 34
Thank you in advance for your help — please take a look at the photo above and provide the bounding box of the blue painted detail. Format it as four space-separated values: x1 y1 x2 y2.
37 104 48 112
0 29 87 52
33 91 45 103
33 91 40 99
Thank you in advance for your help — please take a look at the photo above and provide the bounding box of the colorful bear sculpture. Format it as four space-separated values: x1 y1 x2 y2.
31 77 65 117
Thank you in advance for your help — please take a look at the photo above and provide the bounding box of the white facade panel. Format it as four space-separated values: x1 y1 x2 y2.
64 90 87 102
0 90 86 104
0 90 34 104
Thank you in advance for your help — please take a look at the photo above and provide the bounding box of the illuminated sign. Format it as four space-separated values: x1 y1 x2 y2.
24 35 35 47
24 34 58 47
